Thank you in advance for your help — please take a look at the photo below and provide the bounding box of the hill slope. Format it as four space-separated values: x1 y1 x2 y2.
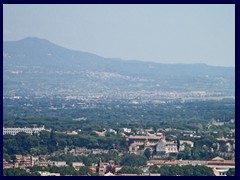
3 37 235 97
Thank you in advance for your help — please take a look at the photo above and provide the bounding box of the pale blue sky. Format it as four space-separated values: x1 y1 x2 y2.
3 4 235 67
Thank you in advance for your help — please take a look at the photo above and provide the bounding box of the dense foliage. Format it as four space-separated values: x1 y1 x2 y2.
117 166 143 175
144 148 152 159
149 165 215 176
3 131 127 155
120 154 147 167
3 168 40 176
49 153 121 166
226 168 235 176
30 166 93 176
4 99 235 131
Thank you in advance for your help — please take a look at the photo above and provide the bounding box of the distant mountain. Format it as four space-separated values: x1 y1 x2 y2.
3 37 235 97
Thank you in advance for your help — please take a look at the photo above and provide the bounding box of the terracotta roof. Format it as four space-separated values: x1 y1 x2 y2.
179 140 194 145
128 136 162 140
148 160 177 165
208 160 235 166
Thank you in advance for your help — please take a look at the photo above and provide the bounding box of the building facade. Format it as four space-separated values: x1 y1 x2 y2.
3 126 45 136
156 139 178 155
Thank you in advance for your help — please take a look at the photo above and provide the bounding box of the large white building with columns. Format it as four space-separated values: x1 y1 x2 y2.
3 126 45 136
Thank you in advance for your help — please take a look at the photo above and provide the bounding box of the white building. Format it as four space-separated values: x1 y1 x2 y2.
3 126 45 136
52 161 67 167
156 138 178 155
122 128 131 133
72 162 85 167
39 171 60 176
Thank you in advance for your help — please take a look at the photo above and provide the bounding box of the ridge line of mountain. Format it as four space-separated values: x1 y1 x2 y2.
3 37 234 68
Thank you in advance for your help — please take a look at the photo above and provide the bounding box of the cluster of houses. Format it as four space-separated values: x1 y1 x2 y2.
3 155 235 176
68 147 109 156
127 134 194 157
3 155 121 176
3 154 87 176
3 155 70 170
3 125 235 176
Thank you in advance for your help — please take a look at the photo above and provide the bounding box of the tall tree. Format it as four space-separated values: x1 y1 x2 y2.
144 148 152 159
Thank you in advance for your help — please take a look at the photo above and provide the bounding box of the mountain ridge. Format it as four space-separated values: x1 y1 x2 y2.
4 37 234 68
3 37 235 97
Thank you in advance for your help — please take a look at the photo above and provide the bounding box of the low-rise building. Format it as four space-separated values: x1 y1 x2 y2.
105 129 117 135
126 135 163 145
92 149 109 154
38 161 52 167
156 138 178 155
3 159 14 169
122 128 131 133
129 143 140 154
39 171 60 176
72 162 85 170
52 161 67 167
97 160 120 176
3 126 45 136
179 140 194 151
70 147 91 155
66 131 78 135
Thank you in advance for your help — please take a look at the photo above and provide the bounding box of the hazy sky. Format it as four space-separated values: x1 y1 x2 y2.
3 4 235 67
